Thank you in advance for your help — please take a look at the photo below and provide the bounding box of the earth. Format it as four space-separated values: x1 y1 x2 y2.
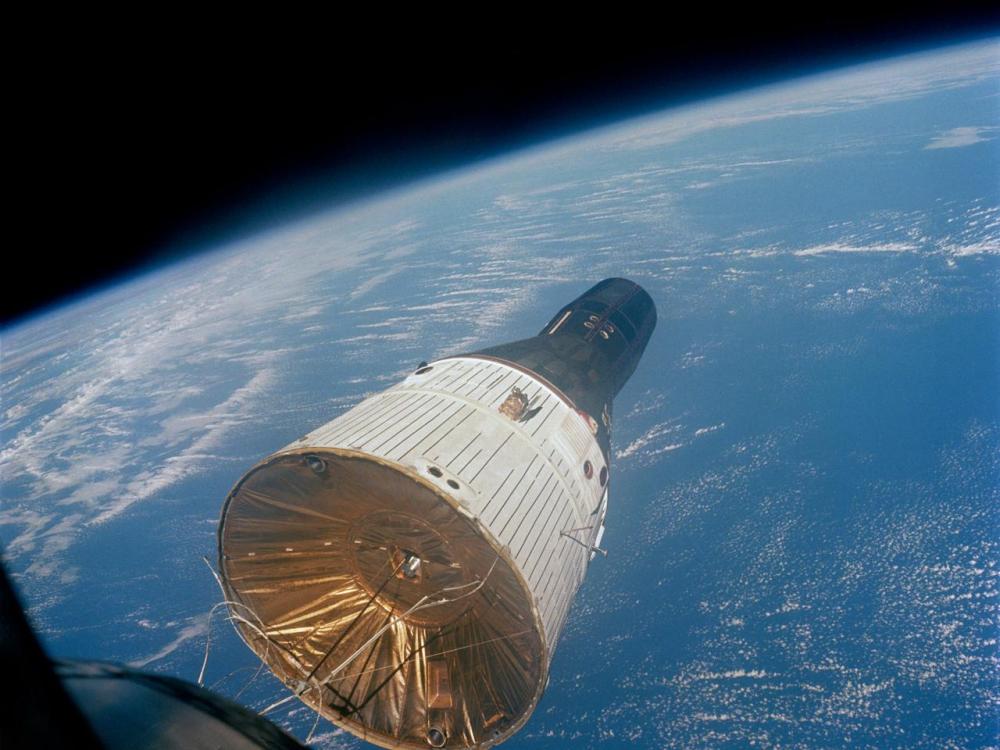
2 39 998 749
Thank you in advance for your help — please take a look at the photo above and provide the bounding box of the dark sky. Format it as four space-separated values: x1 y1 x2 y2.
9 10 998 325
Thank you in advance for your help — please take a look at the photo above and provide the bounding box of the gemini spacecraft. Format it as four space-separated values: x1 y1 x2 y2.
218 278 656 748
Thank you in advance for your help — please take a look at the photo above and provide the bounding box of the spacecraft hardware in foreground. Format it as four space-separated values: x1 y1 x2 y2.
218 278 656 748
1 561 307 750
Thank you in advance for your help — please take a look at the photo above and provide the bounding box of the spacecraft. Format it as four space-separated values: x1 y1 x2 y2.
217 277 656 748
1 561 307 750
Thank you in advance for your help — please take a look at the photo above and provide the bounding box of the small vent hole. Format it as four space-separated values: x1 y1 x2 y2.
428 466 443 478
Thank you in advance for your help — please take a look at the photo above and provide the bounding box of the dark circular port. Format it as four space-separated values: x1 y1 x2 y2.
304 455 326 475
426 727 446 747
583 460 593 479
446 479 460 490
415 366 434 375
428 466 443 478
599 465 609 486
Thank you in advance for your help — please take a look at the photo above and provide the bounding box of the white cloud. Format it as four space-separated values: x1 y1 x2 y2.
694 423 726 437
793 242 918 257
129 616 209 668
616 421 682 459
924 126 996 150
942 240 1000 256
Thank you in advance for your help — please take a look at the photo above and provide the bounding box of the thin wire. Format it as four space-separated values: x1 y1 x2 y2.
209 665 257 691
202 557 275 658
345 621 457 718
304 687 325 744
317 557 499 688
289 553 392 653
200 557 311 687
209 554 502 731
260 692 298 716
234 660 266 701
259 555 399 722
338 574 403 712
333 627 535 682
215 613 280 702
275 554 413 734
198 600 240 685
203 557 273 640
203 555 332 738
302 555 406 685
208 599 293 678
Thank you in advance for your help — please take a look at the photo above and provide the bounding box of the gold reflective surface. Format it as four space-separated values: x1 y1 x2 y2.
219 449 546 749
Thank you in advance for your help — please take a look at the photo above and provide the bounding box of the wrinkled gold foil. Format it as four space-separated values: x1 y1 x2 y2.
219 449 546 749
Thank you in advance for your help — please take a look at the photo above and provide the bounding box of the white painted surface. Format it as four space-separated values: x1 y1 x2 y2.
287 356 608 657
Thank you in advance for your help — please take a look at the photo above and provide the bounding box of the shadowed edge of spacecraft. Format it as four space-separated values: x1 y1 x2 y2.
0 559 307 750
216 278 656 749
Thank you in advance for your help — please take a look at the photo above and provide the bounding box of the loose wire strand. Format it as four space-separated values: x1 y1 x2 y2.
317 557 499 689
201 556 328 733
332 627 535 683
200 557 311 691
202 554 502 735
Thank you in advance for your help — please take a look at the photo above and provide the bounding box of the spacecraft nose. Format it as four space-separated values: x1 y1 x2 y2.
545 276 656 396
543 277 656 346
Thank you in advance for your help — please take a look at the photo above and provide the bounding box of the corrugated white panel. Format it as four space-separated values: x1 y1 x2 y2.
286 356 608 658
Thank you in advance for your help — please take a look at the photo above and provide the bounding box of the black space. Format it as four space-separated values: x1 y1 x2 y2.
8 11 998 325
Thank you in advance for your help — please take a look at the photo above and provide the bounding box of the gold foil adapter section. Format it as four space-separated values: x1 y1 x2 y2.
218 449 546 749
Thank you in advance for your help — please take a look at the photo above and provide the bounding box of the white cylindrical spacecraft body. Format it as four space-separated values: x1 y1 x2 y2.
218 278 656 749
